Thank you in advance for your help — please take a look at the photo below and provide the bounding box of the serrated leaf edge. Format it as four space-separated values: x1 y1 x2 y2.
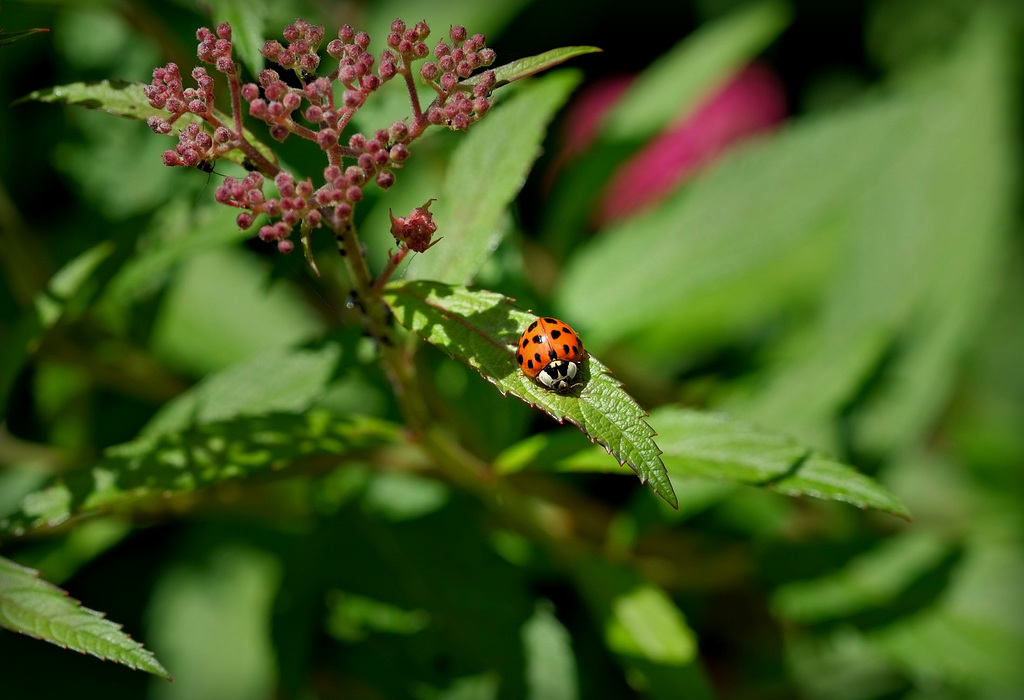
0 558 171 678
388 284 676 507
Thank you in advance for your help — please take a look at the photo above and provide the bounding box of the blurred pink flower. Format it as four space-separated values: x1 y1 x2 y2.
559 63 787 226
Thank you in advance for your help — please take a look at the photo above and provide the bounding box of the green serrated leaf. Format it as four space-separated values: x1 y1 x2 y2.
383 280 677 508
0 27 50 47
16 80 170 120
0 555 170 679
466 45 602 88
601 0 791 141
0 412 400 536
406 71 580 285
648 407 909 518
17 80 275 169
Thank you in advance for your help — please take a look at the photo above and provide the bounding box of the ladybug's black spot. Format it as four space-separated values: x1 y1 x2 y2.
562 344 570 354
527 359 534 369
550 329 562 339
521 338 529 348
527 321 538 332
532 335 544 344
516 353 523 365
534 352 542 363
548 349 557 361
560 326 571 335
544 317 558 324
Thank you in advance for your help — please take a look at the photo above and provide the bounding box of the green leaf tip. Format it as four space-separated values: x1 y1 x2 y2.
0 556 172 680
650 407 910 518
468 45 602 89
383 280 677 509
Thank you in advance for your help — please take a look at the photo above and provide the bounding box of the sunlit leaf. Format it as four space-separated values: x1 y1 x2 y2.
0 412 400 536
0 555 170 679
649 408 909 517
383 281 677 508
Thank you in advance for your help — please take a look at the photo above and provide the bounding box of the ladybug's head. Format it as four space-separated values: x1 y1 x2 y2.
537 360 579 393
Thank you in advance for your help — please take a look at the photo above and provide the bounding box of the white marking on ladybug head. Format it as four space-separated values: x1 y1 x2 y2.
537 360 579 392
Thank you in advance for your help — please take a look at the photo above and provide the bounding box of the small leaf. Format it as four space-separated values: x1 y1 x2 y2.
0 412 400 536
383 280 677 508
406 71 580 285
522 601 579 700
0 555 170 679
648 407 910 517
466 46 602 88
573 556 709 697
0 27 50 47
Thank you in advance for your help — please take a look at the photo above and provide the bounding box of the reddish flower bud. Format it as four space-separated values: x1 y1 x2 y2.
420 62 439 81
389 198 438 252
449 26 467 43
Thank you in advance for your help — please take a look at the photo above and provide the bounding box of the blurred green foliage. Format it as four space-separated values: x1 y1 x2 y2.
1 0 1023 698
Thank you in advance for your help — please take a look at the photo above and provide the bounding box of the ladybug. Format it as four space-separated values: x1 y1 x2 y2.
516 317 585 392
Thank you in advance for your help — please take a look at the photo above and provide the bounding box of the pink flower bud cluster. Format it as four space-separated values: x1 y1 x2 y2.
262 19 325 75
243 69 309 142
215 172 317 253
146 18 501 262
413 26 496 131
145 62 222 166
378 18 431 78
324 23 382 101
196 23 236 74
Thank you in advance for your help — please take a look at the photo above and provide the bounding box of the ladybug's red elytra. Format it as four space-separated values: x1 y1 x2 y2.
516 317 584 392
